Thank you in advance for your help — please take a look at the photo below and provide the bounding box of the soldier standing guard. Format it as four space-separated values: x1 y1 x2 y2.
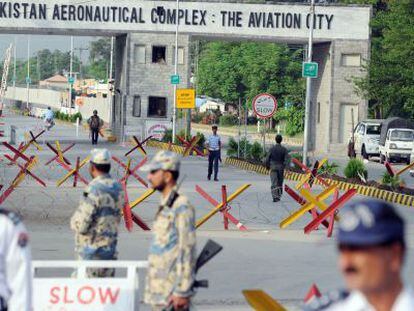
141 151 196 311
70 148 123 277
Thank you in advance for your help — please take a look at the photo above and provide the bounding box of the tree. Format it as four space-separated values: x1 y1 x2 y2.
353 0 414 118
197 41 305 135
87 38 111 80
198 42 304 105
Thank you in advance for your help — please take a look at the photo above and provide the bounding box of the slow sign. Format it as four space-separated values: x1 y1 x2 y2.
252 93 277 119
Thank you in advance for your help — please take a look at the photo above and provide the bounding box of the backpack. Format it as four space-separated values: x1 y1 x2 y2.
90 116 100 130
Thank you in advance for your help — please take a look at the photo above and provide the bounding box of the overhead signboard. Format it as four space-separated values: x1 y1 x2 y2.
0 1 370 41
252 93 277 119
176 89 196 109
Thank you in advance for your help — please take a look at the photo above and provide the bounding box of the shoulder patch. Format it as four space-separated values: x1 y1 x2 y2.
0 209 21 225
18 232 29 247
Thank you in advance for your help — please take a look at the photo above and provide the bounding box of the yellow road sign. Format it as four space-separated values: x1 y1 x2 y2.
176 89 195 109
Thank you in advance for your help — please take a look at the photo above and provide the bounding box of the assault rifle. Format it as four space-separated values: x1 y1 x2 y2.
164 239 223 311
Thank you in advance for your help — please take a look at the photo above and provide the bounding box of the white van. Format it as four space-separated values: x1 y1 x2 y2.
379 128 414 164
352 120 382 159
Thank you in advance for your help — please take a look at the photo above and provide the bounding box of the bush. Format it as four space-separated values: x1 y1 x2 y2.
70 112 83 123
55 111 61 119
344 159 368 179
162 129 173 143
227 137 251 159
273 105 304 136
381 172 402 189
318 161 339 175
219 114 238 126
249 141 264 162
192 112 205 123
195 132 205 149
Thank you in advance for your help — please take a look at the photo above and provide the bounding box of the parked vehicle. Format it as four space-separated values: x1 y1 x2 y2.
379 117 414 164
352 120 382 159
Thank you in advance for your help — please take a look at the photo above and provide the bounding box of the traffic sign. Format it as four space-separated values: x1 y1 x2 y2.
68 76 75 84
176 89 195 109
252 93 277 119
25 76 31 84
302 62 318 78
170 75 180 85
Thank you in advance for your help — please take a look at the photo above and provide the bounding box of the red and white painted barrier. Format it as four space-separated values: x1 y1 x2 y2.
32 260 148 311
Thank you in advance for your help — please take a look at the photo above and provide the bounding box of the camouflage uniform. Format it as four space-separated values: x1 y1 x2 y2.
141 151 197 308
70 149 123 277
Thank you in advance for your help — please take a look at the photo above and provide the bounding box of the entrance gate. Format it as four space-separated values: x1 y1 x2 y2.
0 0 371 154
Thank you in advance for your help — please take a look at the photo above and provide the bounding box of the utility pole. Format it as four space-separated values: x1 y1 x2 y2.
108 36 114 126
26 36 30 110
302 0 315 165
74 47 88 80
13 37 16 88
172 0 180 143
69 36 74 108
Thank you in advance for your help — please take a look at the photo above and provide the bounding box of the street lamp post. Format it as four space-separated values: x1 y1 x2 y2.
69 36 74 108
108 36 114 126
302 0 315 165
172 0 179 143
26 36 30 110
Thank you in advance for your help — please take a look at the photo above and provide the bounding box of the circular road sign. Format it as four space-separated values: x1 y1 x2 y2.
252 93 277 119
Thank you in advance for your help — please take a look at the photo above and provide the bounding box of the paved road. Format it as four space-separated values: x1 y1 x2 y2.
2 111 414 310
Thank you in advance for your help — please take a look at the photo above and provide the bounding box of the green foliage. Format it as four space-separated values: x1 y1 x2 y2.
227 137 250 159
162 129 173 143
227 137 263 161
191 112 205 123
352 0 414 119
70 112 83 123
344 159 368 179
289 152 302 164
219 115 238 126
381 172 401 189
197 41 305 107
54 111 81 123
318 161 339 175
6 49 80 85
274 104 305 136
249 141 265 162
195 132 206 149
177 129 191 144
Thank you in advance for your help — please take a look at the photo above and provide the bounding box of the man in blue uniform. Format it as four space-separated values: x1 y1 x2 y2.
206 125 221 181
305 200 414 310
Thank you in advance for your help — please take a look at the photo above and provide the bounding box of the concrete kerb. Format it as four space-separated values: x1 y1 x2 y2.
224 157 414 208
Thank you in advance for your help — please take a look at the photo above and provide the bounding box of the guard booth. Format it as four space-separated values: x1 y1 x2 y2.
32 260 148 311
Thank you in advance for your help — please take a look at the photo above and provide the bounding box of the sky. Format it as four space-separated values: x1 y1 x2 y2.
0 34 98 63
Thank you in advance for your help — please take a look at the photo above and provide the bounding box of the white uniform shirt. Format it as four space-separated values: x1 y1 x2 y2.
326 287 414 311
0 211 32 311
207 135 221 151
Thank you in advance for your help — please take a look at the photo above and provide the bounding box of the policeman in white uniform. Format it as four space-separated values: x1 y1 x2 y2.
305 199 414 311
0 209 32 311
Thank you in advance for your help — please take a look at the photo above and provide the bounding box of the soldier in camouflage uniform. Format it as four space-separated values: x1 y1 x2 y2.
141 151 196 311
70 148 123 277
